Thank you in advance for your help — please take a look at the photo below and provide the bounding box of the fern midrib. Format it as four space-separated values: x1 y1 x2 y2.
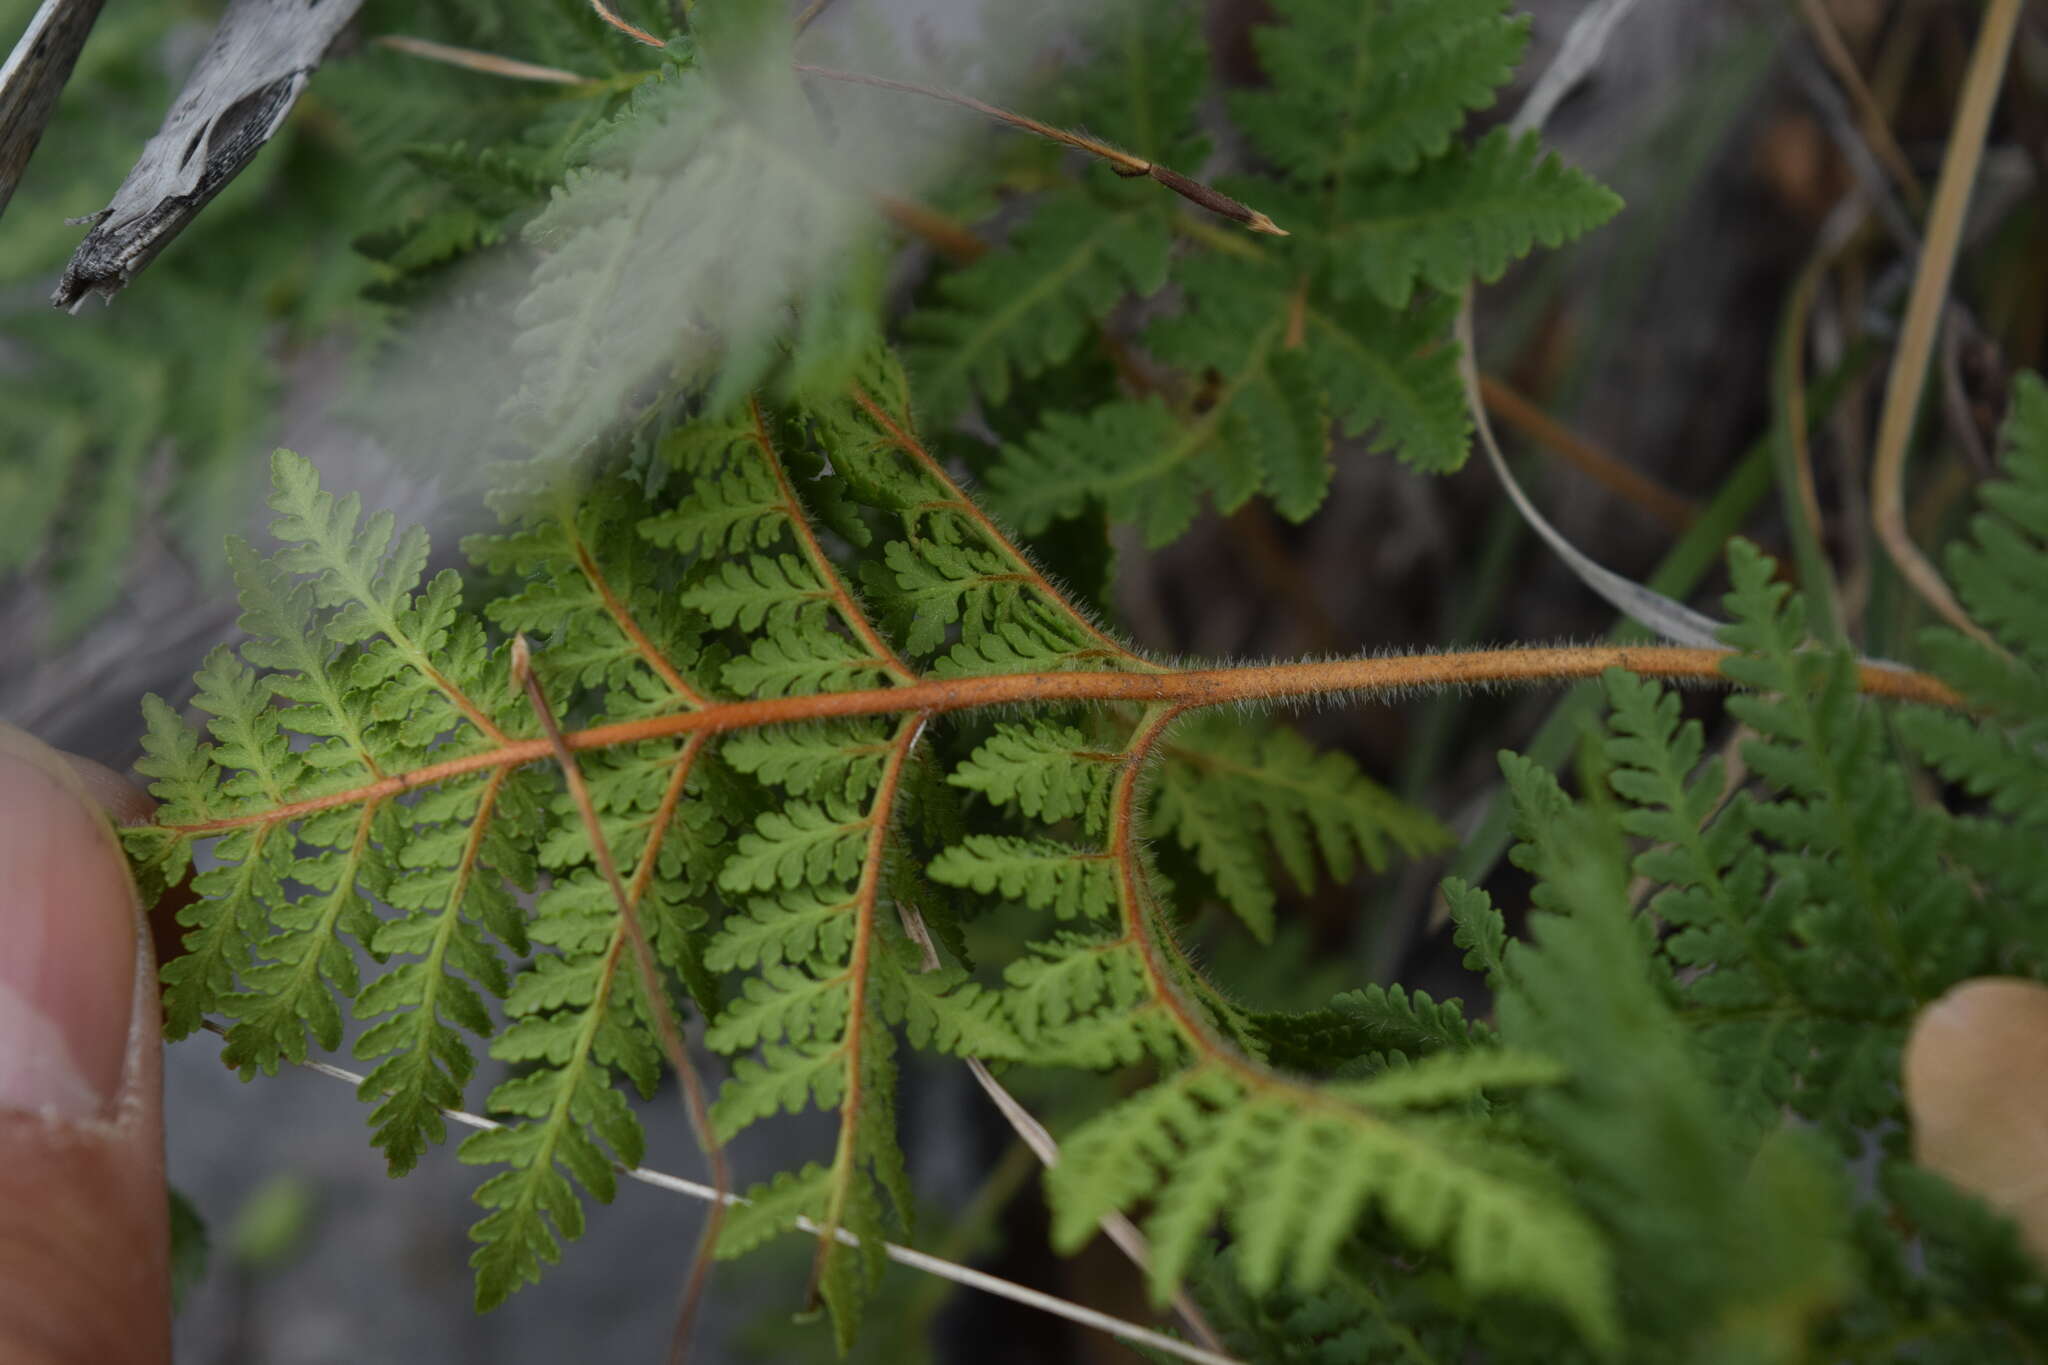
484 727 708 1246
749 397 917 685
853 384 1157 669
1111 707 1558 1168
390 771 507 1082
567 522 704 704
232 801 381 1059
156 648 1964 838
343 572 509 746
814 715 925 1267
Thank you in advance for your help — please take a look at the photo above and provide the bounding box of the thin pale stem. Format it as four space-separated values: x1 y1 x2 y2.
510 639 728 1361
224 1035 1244 1365
1869 0 2019 650
159 645 1964 837
372 35 587 84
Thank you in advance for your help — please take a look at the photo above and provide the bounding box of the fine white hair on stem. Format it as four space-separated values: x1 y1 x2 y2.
265 1044 1246 1365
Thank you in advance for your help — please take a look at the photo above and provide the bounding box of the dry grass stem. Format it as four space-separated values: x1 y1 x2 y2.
372 35 588 85
1868 0 2020 651
793 63 1286 235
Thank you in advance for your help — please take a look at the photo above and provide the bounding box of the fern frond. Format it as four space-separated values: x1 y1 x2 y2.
903 192 1172 426
128 393 1457 1343
1496 750 1858 1355
1444 876 1510 991
1048 1061 1614 1344
947 721 1121 833
1321 129 1624 310
1897 372 2048 970
1153 713 1451 940
1232 0 1528 180
1251 983 1492 1076
929 835 1118 920
1709 542 1982 1138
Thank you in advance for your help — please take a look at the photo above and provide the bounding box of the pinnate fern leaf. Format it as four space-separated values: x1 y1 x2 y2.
126 378 1539 1343
904 191 1172 425
1233 0 1529 179
1048 1061 1615 1346
1896 372 2048 970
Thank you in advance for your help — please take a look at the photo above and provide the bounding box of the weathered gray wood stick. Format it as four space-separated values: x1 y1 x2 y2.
0 0 108 221
51 0 364 309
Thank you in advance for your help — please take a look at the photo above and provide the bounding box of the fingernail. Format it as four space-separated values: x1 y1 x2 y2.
0 730 141 1119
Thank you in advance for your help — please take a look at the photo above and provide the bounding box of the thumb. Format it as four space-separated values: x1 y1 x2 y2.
0 727 168 1365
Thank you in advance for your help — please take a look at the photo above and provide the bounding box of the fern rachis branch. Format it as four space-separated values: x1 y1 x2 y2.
154 647 1962 839
512 640 729 1355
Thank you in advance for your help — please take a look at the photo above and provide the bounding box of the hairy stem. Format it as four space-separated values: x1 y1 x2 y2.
160 645 1963 837
749 396 918 685
848 384 1157 670
510 639 728 1361
811 714 927 1303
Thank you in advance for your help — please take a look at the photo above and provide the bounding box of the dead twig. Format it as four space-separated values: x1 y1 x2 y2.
588 0 664 48
372 35 587 86
794 63 1286 236
1869 0 2020 651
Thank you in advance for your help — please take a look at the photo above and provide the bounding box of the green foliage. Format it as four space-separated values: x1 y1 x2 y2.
1153 713 1451 941
1046 1057 1609 1344
1494 752 1858 1359
58 0 2048 1359
1421 373 2048 1361
7 0 1611 629
905 0 1616 546
902 191 1172 426
1895 372 2048 973
132 378 1474 1339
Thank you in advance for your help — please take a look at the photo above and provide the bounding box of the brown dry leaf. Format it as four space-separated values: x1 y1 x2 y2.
1903 976 2048 1264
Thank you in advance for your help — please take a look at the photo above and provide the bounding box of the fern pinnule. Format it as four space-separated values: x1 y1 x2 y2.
1897 373 2048 972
